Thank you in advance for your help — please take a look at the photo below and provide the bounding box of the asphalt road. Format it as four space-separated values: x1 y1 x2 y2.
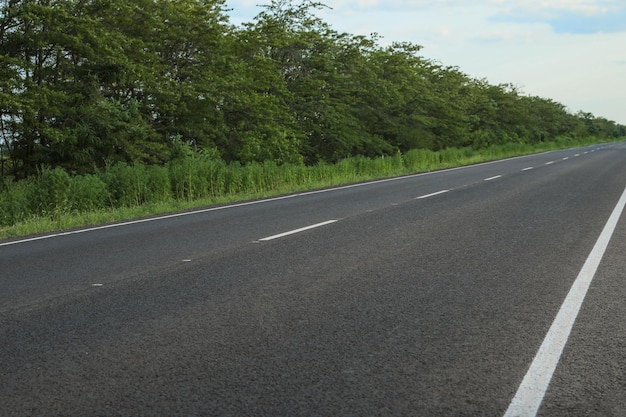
1 143 625 416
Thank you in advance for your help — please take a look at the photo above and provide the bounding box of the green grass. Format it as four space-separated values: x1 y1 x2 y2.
0 136 619 240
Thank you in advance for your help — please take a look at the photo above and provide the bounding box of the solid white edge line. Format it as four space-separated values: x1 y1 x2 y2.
504 186 626 417
0 194 301 247
484 175 503 181
257 220 338 242
0 146 595 247
416 190 450 199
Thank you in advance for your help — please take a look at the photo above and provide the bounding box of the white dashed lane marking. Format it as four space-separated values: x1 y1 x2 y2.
416 190 450 199
257 220 338 242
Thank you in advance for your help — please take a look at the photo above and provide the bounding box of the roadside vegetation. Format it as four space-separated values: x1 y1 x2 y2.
1 0 624 238
0 136 619 239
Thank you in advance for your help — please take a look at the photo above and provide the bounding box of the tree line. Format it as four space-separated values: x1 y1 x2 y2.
1 0 624 179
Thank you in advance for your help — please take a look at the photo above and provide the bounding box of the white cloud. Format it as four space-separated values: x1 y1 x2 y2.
513 0 609 15
354 0 380 8
491 0 626 33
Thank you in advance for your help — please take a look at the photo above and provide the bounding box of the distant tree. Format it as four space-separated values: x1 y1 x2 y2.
242 0 390 163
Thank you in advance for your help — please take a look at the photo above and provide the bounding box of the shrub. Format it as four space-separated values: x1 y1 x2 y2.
241 162 267 194
29 167 71 217
223 162 245 195
145 165 172 203
100 163 150 207
403 149 438 170
0 180 31 226
67 174 110 212
168 155 226 201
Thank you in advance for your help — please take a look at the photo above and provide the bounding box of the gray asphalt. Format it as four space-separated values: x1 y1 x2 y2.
1 143 625 416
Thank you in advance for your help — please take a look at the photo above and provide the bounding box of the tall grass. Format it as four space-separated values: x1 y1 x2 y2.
0 136 618 238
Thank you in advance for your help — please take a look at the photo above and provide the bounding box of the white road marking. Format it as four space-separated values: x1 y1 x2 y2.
257 220 338 242
545 161 555 165
574 154 580 157
182 259 192 262
92 284 103 287
416 190 450 199
484 175 502 181
504 186 626 417
522 167 534 171
0 148 576 248
0 194 300 247
562 157 569 160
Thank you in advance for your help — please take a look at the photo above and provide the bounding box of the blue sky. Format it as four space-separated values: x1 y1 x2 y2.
225 0 626 125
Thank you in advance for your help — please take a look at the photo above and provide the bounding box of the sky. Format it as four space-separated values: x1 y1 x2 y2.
225 0 626 125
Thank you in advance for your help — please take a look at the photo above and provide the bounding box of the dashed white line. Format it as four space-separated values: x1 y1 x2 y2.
0 146 603 248
522 167 534 171
416 190 450 199
257 220 338 242
484 175 503 181
545 161 555 165
504 186 626 417
562 157 569 160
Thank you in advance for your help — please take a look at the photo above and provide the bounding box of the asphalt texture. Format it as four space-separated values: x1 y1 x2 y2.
1 143 626 416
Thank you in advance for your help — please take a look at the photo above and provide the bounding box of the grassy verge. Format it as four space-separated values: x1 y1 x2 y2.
0 137 618 240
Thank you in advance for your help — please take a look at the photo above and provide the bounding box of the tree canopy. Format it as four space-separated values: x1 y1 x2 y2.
1 0 623 178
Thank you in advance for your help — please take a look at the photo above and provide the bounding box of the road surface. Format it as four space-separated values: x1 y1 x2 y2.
2 143 625 416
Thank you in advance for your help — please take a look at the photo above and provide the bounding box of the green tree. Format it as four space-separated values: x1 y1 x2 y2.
0 0 165 176
1 0 622 181
0 0 237 176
